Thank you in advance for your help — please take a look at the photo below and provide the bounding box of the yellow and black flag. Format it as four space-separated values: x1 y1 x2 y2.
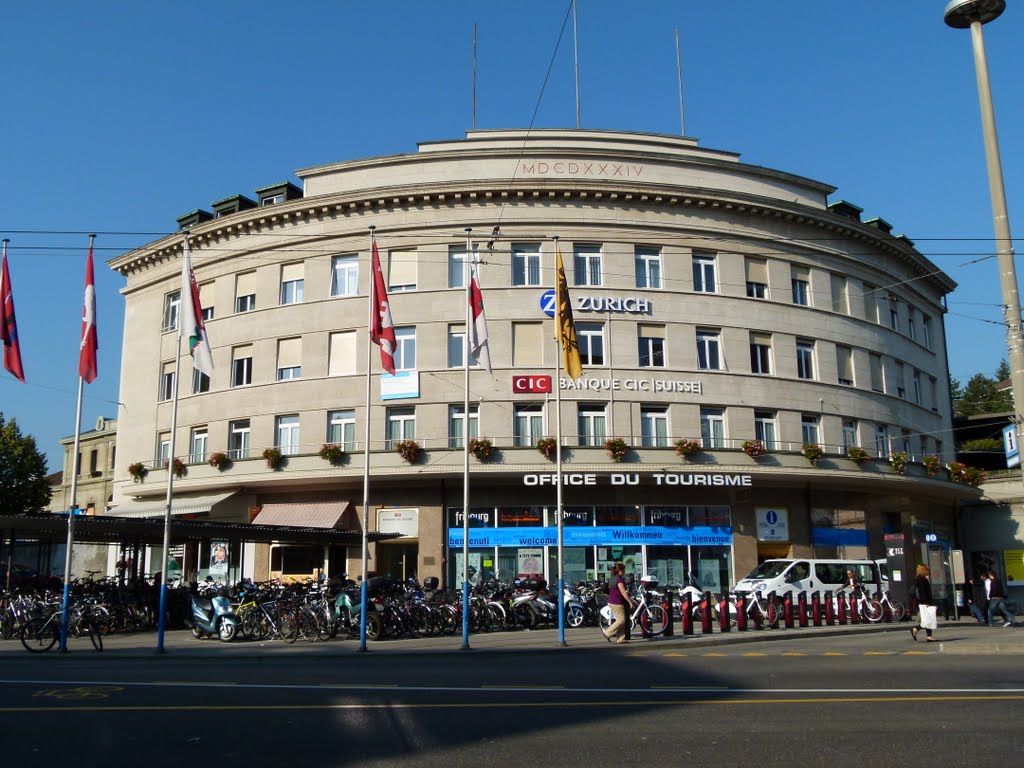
554 244 582 380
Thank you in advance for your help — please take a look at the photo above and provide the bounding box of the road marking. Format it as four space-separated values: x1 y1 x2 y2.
864 651 896 656
702 652 727 657
32 686 123 700
781 652 806 657
482 685 565 690
903 651 936 655
822 652 847 656
4 694 1024 714
742 652 767 656
664 652 688 657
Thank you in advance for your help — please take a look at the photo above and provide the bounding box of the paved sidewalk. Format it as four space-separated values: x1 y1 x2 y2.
2 616 1020 659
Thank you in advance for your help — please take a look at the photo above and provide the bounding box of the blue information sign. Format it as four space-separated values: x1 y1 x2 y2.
448 525 732 548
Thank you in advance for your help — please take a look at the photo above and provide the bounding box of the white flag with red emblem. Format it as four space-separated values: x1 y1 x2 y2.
181 239 214 377
369 239 397 375
78 239 98 383
467 247 491 374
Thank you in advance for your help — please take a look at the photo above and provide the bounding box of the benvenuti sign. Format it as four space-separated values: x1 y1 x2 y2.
448 525 733 548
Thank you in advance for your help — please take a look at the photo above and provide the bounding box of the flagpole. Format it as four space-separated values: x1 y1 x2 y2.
676 28 686 136
59 232 96 653
461 228 473 650
472 22 477 130
359 226 376 653
572 0 581 129
553 236 566 647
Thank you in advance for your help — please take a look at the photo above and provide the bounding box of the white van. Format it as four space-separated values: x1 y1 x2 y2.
733 558 889 599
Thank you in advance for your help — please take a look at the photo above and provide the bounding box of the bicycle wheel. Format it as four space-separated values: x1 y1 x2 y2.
862 599 884 623
87 620 104 652
765 600 782 627
638 604 668 636
21 616 59 653
889 599 907 621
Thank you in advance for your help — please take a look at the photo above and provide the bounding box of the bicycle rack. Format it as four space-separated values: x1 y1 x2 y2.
700 591 713 634
824 590 835 625
717 593 731 633
837 592 847 624
850 595 860 624
662 591 674 637
767 591 779 629
782 592 794 629
736 593 748 631
880 591 892 623
680 593 694 635
811 591 822 627
797 591 808 628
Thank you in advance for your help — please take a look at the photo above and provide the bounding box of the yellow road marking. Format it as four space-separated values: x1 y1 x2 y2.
702 652 727 657
664 652 688 657
781 652 806 657
864 652 896 656
742 652 767 656
822 652 847 656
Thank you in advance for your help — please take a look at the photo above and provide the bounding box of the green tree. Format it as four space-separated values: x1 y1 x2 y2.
954 372 1014 417
0 413 51 515
996 359 1011 383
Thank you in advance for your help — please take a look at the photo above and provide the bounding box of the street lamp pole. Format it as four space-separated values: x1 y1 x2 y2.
944 0 1023 421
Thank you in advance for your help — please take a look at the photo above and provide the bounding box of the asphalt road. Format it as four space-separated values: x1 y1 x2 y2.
2 631 1021 767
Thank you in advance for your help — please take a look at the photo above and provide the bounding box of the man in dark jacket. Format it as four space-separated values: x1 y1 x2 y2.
986 571 1015 627
963 575 988 624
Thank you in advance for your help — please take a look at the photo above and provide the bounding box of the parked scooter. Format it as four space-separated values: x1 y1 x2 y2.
189 582 239 642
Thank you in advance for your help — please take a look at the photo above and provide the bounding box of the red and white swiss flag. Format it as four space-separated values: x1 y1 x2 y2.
78 239 98 383
369 239 396 375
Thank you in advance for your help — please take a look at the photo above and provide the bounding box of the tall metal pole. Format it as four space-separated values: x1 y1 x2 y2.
359 226 376 652
676 28 686 136
472 23 477 130
944 0 1024 423
462 228 472 650
59 376 84 653
572 0 581 129
553 237 566 646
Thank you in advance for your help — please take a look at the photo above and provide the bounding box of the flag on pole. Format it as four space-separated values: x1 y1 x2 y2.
180 239 214 377
78 239 98 383
1 241 25 382
369 239 397 375
467 247 491 374
554 244 582 380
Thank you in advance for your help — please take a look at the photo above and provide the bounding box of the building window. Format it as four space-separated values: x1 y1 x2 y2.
635 247 661 289
89 449 98 475
791 266 810 306
163 292 180 332
576 404 607 447
576 322 605 366
796 340 815 380
512 322 544 367
901 429 912 456
836 345 854 386
327 410 356 452
754 410 777 450
907 310 917 342
199 282 214 322
863 284 880 324
228 419 250 460
448 404 480 449
279 264 304 305
640 406 669 448
831 274 848 314
394 327 416 371
277 337 301 381
573 245 602 287
447 324 478 368
448 245 467 289
696 329 722 371
331 255 359 297
191 368 208 393
231 346 253 387
922 315 933 349
328 331 357 377
874 423 889 458
750 333 772 375
388 250 417 292
745 258 768 299
275 414 300 456
160 363 175 402
637 324 666 368
190 428 208 464
700 407 725 449
929 376 939 412
889 305 900 333
235 271 257 313
869 353 884 393
157 433 171 464
385 407 416 449
692 253 716 293
842 419 858 451
801 414 820 445
512 244 541 286
895 362 906 399
514 403 545 447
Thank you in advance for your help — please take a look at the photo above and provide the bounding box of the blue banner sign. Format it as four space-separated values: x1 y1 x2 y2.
448 525 733 548
810 527 869 547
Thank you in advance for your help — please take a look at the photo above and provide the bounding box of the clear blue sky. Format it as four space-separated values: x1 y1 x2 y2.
1 1 1021 474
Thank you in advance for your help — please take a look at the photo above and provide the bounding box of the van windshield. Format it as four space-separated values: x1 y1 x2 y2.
744 561 791 579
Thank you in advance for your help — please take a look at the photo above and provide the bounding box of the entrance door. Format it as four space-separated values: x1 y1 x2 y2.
376 542 418 582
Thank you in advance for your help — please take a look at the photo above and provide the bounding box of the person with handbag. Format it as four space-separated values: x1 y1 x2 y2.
911 564 937 642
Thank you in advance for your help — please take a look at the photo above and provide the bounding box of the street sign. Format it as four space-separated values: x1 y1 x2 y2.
1003 423 1019 468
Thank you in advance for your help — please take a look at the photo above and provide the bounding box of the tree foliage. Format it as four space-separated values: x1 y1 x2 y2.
0 413 51 515
952 360 1014 418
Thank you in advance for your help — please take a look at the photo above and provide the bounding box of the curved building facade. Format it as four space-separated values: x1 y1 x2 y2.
109 129 976 596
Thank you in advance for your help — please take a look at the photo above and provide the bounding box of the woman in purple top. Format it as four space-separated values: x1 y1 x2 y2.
603 563 635 644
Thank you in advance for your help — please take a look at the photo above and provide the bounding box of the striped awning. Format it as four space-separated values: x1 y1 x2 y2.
251 501 352 529
106 491 236 519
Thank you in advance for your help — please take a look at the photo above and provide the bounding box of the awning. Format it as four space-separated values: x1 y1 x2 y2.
251 501 352 529
106 491 237 519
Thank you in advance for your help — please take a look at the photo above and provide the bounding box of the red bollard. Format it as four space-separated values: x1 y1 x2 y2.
700 591 713 634
783 592 794 629
797 592 808 628
824 590 835 625
837 592 847 624
662 591 674 637
718 594 731 633
850 594 860 624
736 593 748 631
767 591 779 629
681 594 693 635
811 592 822 627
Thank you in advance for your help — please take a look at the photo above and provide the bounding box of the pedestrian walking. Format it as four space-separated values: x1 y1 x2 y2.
985 571 1015 627
963 574 988 624
910 564 937 642
602 563 634 645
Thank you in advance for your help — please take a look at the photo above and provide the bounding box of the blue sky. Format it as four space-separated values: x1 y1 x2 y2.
1 1 1021 474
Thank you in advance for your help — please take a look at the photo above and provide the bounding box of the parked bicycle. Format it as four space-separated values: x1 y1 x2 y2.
21 601 103 653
